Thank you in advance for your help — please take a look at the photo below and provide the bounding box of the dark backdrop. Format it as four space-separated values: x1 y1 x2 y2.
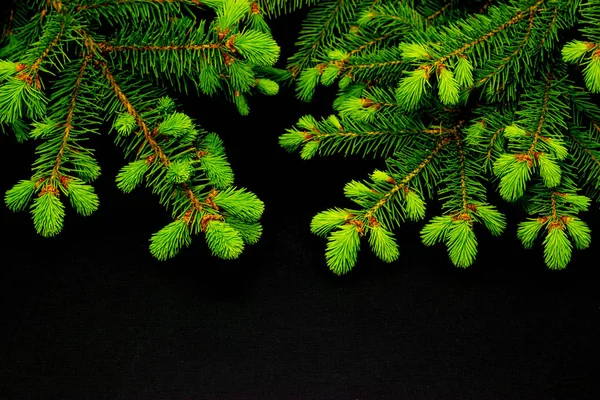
1 9 600 400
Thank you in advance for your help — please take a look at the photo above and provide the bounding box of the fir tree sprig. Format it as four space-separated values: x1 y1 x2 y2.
278 0 600 273
1 0 274 261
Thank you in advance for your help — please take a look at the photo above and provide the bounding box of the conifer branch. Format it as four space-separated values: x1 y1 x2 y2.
20 19 66 88
3 0 600 271
2 0 270 260
455 132 469 216
286 0 351 76
528 72 553 155
538 5 558 48
99 43 221 52
570 135 600 171
428 0 545 70
97 55 232 242
486 127 504 163
97 56 229 233
305 126 449 139
304 0 343 56
425 1 453 22
367 10 415 25
50 54 92 182
351 58 404 71
363 135 451 221
550 190 559 220
182 184 215 216
280 0 600 273
475 9 535 87
96 59 170 166
347 31 398 57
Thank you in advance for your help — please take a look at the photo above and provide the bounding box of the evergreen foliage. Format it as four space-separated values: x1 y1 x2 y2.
0 0 284 260
2 0 600 275
277 0 600 274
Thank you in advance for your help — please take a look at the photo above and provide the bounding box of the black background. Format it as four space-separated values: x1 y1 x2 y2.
1 8 600 400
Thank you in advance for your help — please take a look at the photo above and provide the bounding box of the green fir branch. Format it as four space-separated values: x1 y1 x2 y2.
1 0 268 262
279 0 600 274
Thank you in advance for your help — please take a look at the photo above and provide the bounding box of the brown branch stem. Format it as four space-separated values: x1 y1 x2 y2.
363 136 451 220
430 0 545 69
528 72 553 154
50 54 93 183
99 43 220 52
